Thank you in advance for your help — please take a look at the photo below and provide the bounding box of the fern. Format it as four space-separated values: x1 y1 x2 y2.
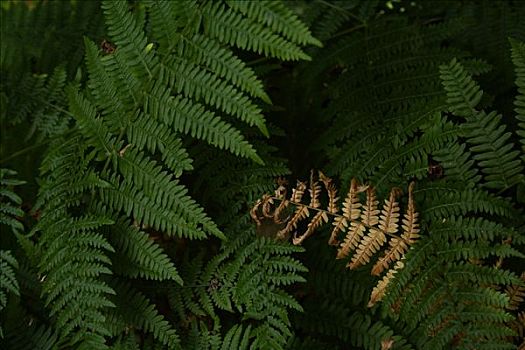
440 59 524 190
0 169 25 338
252 171 422 305
2 1 524 349
510 38 525 155
170 234 307 349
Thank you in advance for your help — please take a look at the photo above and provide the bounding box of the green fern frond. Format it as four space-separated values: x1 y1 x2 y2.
440 58 483 117
220 324 252 350
0 169 25 233
83 38 133 130
461 110 524 189
158 56 268 135
433 142 481 187
420 184 516 220
33 139 116 348
109 281 180 349
100 173 218 240
0 250 19 338
67 86 116 156
225 1 322 47
101 0 156 79
145 84 263 164
182 33 271 103
147 1 271 102
510 38 525 152
109 218 183 284
440 58 524 189
3 319 59 350
201 2 311 61
38 216 115 337
126 118 193 177
108 149 224 240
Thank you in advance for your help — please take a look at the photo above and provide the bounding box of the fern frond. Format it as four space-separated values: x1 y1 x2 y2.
101 0 156 79
83 38 132 129
0 250 19 338
100 173 217 240
329 178 364 246
361 187 380 227
368 261 404 307
277 205 309 239
220 324 252 350
225 0 322 47
440 58 483 117
158 57 268 135
510 38 525 153
433 142 481 187
147 0 270 102
109 219 183 284
371 182 419 276
505 272 525 311
0 169 25 233
336 221 366 260
3 318 59 350
183 33 271 102
171 235 306 349
320 171 338 214
67 85 116 156
126 117 193 177
461 110 524 189
422 184 516 220
115 149 223 238
253 174 420 306
347 227 387 269
294 211 328 245
201 2 311 61
110 282 180 349
38 216 115 322
146 84 263 164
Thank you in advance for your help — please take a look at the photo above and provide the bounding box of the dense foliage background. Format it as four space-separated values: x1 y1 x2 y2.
1 0 524 349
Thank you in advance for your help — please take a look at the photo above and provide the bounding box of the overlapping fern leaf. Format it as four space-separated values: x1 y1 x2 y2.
2 0 318 347
31 136 115 349
275 4 525 348
0 169 24 338
252 171 422 307
301 15 480 190
167 233 306 350
440 58 525 190
510 38 525 156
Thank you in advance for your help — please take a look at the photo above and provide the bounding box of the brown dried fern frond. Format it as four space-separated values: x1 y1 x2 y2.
371 182 419 275
336 221 366 259
320 171 339 214
506 272 525 311
346 188 401 269
329 178 364 246
309 170 322 208
368 260 404 307
278 205 309 240
250 171 420 305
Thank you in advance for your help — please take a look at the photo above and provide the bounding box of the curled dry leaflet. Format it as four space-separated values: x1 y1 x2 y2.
251 170 420 307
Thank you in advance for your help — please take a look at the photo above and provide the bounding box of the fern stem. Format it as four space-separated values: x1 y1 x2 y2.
315 0 367 25
0 143 45 164
330 24 366 40
0 127 77 164
101 127 126 174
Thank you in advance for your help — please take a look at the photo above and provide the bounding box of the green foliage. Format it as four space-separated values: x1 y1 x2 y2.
1 1 524 349
510 38 525 154
440 59 524 190
0 169 24 338
1 0 312 348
